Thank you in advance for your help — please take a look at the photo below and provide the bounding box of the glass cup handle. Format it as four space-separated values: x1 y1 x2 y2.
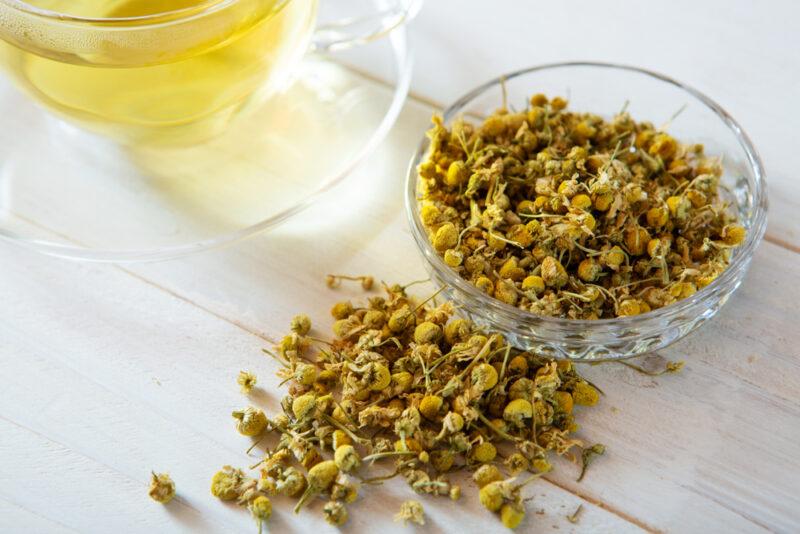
312 0 423 52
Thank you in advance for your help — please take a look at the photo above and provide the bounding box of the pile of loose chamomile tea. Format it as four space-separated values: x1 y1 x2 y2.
173 276 616 531
417 93 747 318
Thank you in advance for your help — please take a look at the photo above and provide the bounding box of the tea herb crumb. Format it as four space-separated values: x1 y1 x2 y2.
567 504 583 524
619 358 685 376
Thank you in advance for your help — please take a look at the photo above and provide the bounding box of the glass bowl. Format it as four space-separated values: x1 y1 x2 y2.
405 62 768 361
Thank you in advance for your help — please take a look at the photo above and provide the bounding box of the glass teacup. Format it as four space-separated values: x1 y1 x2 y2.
0 0 419 145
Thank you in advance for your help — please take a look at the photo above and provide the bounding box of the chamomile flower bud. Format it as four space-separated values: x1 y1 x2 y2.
334 445 360 473
232 407 268 436
323 500 348 526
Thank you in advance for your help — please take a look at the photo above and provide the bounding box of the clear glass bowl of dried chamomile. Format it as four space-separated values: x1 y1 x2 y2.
406 62 767 360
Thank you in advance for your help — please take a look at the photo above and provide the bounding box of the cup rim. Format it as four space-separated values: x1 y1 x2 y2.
405 60 769 328
0 0 250 25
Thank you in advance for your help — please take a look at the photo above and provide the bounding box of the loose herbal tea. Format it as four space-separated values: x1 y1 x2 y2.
416 94 747 318
209 280 604 529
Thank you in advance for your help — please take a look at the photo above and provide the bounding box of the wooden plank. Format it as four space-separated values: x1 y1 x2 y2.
0 241 641 533
0 496 77 534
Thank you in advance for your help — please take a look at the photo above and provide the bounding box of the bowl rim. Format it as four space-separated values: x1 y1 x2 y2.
405 60 769 328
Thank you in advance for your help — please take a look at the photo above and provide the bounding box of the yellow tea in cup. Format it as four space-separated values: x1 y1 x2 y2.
0 0 318 145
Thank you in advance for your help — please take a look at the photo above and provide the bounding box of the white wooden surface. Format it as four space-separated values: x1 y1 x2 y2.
2 1 800 533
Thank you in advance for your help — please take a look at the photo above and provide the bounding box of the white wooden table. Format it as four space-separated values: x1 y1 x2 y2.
2 1 799 532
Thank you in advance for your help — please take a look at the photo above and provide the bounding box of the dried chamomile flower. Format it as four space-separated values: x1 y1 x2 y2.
278 333 307 358
294 460 339 513
291 393 317 420
330 301 354 320
722 224 746 246
504 453 529 476
330 477 359 503
479 474 543 529
503 398 533 428
249 496 272 534
290 314 312 335
419 394 443 420
294 363 317 386
441 411 464 433
237 370 257 394
388 305 413 332
369 363 392 391
363 309 386 329
471 363 498 391
500 501 525 529
148 472 175 504
414 321 442 344
333 444 360 473
211 466 246 501
443 318 471 344
332 429 353 450
541 256 568 288
257 477 277 495
444 248 464 267
276 467 306 497
395 500 425 526
572 382 600 407
479 480 510 512
232 407 268 436
428 449 454 472
471 442 497 463
554 391 574 414
433 223 458 252
323 500 349 526
473 464 503 488
507 355 529 375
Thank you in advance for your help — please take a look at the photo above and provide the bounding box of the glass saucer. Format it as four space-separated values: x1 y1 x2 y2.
0 21 410 262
